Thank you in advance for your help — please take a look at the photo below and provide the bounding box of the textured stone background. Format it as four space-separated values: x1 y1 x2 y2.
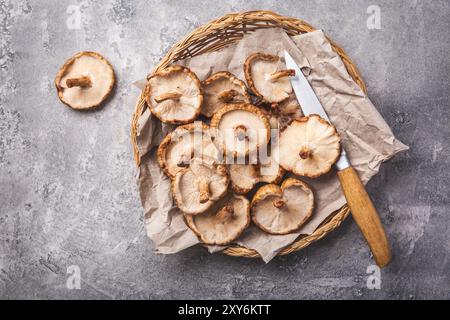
1 0 449 299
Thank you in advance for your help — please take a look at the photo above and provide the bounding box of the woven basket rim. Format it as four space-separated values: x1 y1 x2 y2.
131 10 366 259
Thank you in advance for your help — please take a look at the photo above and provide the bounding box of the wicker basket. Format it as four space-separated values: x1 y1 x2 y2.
131 10 367 258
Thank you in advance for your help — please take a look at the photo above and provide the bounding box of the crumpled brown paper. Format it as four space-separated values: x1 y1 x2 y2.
135 28 408 262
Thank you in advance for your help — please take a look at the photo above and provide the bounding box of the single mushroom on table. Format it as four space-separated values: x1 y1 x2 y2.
145 65 203 124
184 194 250 245
201 71 251 117
210 103 271 158
251 178 314 235
157 122 219 179
229 155 284 194
244 53 295 104
54 51 115 110
172 157 229 215
278 114 341 178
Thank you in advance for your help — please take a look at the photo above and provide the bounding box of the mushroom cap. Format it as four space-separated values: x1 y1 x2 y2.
201 71 251 117
251 178 314 235
229 157 284 194
157 122 219 178
55 51 115 110
184 193 250 245
262 95 304 131
278 115 341 178
210 103 271 158
145 65 203 124
277 95 303 117
172 157 229 215
244 53 293 104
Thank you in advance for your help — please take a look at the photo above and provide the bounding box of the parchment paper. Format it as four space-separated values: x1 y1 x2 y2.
135 29 408 262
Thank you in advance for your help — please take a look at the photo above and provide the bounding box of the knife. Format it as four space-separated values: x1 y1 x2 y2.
284 50 391 267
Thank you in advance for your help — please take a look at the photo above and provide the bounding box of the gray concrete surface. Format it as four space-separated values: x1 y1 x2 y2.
0 0 449 300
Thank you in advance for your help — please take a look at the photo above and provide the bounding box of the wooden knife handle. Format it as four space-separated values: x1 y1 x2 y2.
337 166 392 267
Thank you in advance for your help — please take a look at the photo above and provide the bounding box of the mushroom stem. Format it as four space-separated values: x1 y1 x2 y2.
273 199 286 208
198 179 210 204
270 103 280 111
218 89 239 103
269 69 296 81
154 91 182 103
299 145 312 159
234 125 248 141
66 76 92 88
216 205 234 220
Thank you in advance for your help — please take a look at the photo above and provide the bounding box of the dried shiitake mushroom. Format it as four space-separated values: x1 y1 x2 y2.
172 157 229 215
201 71 251 117
262 94 303 131
157 122 219 178
244 53 295 104
277 95 302 116
145 65 203 124
229 157 284 194
278 115 341 178
251 178 314 235
210 103 270 158
55 51 115 110
184 193 250 245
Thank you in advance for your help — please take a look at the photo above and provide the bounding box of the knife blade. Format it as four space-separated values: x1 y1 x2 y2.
284 50 350 170
284 50 391 267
